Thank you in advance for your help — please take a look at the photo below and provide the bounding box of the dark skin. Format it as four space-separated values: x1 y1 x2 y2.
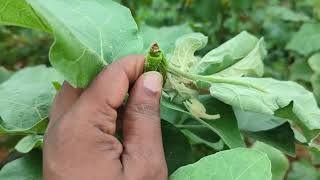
44 55 168 180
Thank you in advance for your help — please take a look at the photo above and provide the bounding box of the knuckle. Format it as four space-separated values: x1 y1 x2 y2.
93 103 117 122
95 134 123 156
93 120 116 135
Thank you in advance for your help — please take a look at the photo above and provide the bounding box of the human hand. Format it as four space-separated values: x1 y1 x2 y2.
44 55 168 180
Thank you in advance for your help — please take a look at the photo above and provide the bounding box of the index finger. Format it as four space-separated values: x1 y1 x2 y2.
83 55 145 109
71 55 145 135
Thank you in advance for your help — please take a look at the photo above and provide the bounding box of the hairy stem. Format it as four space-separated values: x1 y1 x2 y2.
167 64 267 93
175 124 206 129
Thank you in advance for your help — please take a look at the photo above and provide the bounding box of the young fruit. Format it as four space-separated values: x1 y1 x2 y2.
144 43 168 81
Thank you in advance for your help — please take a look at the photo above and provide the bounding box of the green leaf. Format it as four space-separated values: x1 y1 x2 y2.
0 117 48 135
0 150 42 180
161 120 193 175
193 31 263 76
289 60 313 82
15 135 43 153
161 97 245 149
286 23 320 55
207 77 320 141
252 142 289 180
309 146 320 165
311 74 320 103
287 159 320 180
0 0 50 32
140 23 193 54
245 122 296 156
0 67 11 84
234 108 286 132
170 33 207 72
0 66 63 132
3 0 143 88
170 148 272 180
198 96 245 148
309 53 320 73
266 6 310 22
181 128 224 150
212 38 266 78
309 53 320 103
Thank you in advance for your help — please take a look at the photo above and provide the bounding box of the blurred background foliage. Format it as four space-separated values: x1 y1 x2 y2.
0 0 320 176
1 0 320 91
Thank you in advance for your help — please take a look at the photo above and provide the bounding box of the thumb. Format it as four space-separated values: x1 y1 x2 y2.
122 71 167 175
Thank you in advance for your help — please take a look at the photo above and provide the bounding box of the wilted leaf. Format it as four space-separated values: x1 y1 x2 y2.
207 77 320 141
192 31 263 76
170 33 207 72
212 38 266 78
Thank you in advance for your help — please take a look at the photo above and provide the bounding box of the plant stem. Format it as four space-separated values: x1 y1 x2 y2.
175 124 206 129
167 65 267 93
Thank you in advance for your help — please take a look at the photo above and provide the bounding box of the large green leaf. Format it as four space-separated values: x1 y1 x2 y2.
252 142 289 180
0 66 63 132
170 148 272 180
0 150 42 180
207 77 320 140
30 0 142 87
161 120 193 175
0 0 50 32
1 0 142 88
192 31 264 76
286 23 320 55
139 24 193 54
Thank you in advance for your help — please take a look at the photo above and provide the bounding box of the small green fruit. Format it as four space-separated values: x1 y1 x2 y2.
144 43 168 82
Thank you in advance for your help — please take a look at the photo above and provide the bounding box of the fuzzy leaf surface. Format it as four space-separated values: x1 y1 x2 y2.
170 148 271 180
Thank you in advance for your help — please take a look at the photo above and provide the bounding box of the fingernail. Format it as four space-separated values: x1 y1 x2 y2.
143 71 163 93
